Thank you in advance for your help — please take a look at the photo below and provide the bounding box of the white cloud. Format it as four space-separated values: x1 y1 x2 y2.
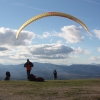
29 43 73 59
56 25 84 43
27 25 84 44
0 43 74 60
42 32 51 38
89 56 100 61
0 46 32 60
72 47 91 54
0 43 75 65
0 27 91 65
0 46 8 51
0 27 35 46
98 47 100 52
0 27 75 63
93 29 100 39
69 55 79 58
84 50 91 54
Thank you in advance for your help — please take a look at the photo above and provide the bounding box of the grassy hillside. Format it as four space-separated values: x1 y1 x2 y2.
0 79 100 100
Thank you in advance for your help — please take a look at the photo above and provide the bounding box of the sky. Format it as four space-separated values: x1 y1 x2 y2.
0 0 100 65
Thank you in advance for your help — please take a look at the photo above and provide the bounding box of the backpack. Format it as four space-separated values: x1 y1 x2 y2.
36 77 44 82
29 74 36 81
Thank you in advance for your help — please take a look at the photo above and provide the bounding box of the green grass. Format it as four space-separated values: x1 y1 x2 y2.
0 79 100 100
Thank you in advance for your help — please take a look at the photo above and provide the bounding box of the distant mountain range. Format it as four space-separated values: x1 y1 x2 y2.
0 62 100 80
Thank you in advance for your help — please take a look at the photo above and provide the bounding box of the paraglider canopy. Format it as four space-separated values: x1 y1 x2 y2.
16 12 90 39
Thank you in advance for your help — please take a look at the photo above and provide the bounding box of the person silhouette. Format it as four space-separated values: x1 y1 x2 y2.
4 71 11 80
53 70 57 80
24 59 34 80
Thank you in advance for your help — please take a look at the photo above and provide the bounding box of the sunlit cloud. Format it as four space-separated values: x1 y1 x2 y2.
22 25 84 44
98 47 100 52
71 47 91 54
0 27 35 46
29 43 73 59
69 55 79 58
89 56 100 61
55 25 84 43
0 26 92 65
93 29 100 39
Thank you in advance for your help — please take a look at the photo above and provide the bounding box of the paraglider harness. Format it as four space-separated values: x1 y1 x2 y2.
29 74 44 82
